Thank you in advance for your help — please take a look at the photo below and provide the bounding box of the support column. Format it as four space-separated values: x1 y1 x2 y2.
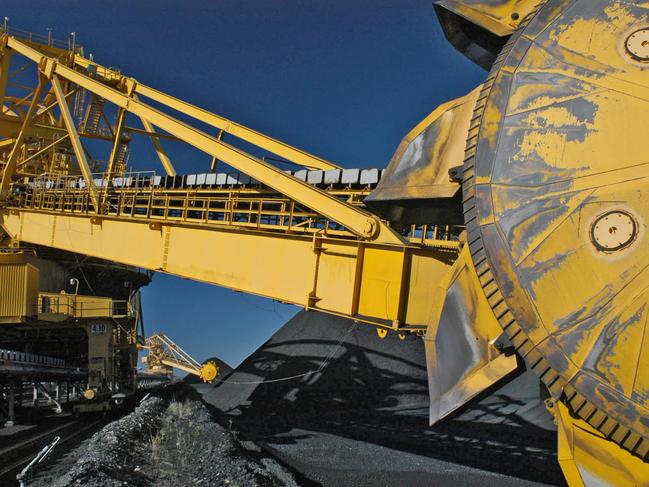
210 129 225 172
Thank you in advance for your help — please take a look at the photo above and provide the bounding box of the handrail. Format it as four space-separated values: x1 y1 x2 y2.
2 22 82 53
14 172 461 247
38 293 130 319
5 36 402 244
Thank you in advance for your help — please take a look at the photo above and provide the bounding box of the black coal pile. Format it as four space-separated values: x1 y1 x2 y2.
43 396 165 487
203 310 565 487
34 386 298 487
142 397 298 487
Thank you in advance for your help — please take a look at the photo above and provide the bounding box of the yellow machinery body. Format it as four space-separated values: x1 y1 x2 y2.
0 2 647 485
0 250 146 409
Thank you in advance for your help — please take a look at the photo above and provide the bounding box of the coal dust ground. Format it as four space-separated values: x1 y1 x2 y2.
27 385 300 487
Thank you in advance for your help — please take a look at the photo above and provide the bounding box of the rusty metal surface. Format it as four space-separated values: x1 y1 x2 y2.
463 0 649 459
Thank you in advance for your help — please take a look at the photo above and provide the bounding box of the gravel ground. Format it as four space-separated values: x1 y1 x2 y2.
31 386 299 487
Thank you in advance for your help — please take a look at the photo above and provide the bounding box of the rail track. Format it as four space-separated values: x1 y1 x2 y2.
0 416 107 485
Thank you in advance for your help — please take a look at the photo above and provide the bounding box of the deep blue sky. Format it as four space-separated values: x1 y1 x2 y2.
4 1 484 366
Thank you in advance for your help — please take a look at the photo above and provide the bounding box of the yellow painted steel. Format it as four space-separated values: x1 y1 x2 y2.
37 292 127 320
106 108 127 179
369 86 480 203
50 74 99 210
554 401 649 487
85 319 114 393
0 7 646 484
425 245 518 423
0 208 452 332
0 257 39 323
435 0 539 36
74 53 341 171
0 75 46 195
0 113 68 140
454 0 649 483
199 361 219 383
133 84 341 171
0 50 11 107
137 112 176 177
4 36 396 243
142 333 220 383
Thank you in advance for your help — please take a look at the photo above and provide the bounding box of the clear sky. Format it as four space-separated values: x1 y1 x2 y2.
3 1 485 367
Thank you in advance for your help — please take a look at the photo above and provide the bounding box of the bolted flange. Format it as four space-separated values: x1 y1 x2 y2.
363 218 378 239
625 28 649 61
590 210 638 252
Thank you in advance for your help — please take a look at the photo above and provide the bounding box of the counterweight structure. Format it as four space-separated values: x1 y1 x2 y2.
0 2 647 485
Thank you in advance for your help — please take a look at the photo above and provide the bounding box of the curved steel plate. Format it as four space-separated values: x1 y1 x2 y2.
463 0 649 458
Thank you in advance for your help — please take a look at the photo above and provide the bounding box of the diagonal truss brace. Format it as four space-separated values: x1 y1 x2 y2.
106 107 127 179
7 36 401 243
75 57 340 171
50 74 99 210
0 74 46 196
137 111 176 176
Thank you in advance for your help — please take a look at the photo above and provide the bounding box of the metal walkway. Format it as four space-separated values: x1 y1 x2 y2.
12 169 460 247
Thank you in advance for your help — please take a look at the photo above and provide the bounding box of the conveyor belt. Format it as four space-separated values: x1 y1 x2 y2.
30 167 384 192
13 168 459 247
0 349 87 380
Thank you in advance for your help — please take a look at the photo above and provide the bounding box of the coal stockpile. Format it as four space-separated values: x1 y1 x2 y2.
203 311 565 487
31 385 299 487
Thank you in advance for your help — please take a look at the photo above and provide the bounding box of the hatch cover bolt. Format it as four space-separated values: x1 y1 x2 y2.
625 28 649 61
590 210 638 252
